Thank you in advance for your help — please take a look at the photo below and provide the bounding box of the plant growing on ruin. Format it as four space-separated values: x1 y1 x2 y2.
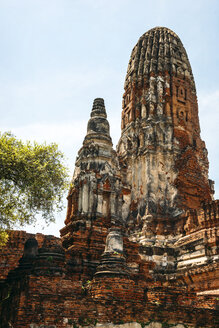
47 256 54 262
81 280 92 292
0 132 69 245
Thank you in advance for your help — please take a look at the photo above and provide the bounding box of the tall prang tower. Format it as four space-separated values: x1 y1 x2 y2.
117 27 214 241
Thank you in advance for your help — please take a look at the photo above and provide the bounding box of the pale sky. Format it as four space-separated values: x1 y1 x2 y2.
0 0 218 236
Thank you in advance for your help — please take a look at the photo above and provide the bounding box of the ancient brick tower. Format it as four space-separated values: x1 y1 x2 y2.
117 27 214 241
0 27 218 328
65 98 123 226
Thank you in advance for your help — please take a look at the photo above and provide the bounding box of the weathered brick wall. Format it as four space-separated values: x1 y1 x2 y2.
0 231 60 281
0 229 218 328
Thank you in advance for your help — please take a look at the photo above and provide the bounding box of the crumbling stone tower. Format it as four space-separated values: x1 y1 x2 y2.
117 27 214 241
65 98 123 225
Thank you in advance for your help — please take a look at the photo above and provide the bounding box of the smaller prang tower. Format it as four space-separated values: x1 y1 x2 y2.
117 27 214 241
65 98 123 224
61 98 125 276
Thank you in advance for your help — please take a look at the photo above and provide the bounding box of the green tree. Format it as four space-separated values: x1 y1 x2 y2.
0 132 69 245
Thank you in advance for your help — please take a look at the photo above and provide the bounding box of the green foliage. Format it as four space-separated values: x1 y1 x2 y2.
82 280 92 291
78 316 97 326
47 256 54 262
0 229 9 247
137 322 146 328
73 323 79 328
162 323 170 328
0 132 69 243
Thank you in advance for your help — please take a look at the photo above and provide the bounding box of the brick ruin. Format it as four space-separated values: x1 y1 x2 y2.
0 27 218 328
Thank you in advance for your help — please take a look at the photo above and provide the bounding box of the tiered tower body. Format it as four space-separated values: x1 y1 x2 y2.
65 98 123 226
117 27 213 240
